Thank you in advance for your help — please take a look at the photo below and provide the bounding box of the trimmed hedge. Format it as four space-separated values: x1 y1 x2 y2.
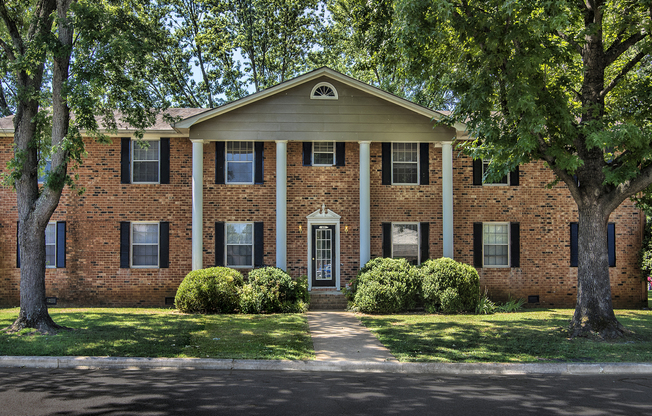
419 258 480 313
239 267 309 313
175 267 244 313
352 258 421 313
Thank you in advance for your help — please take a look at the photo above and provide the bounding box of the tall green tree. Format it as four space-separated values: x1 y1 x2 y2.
319 0 454 109
397 0 651 338
1 0 170 332
223 0 325 92
148 0 244 108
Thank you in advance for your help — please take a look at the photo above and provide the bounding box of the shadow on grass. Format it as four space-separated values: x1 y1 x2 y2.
0 310 313 360
360 310 652 363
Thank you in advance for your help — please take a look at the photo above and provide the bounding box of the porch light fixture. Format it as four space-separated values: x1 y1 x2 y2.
298 225 303 234
344 225 349 233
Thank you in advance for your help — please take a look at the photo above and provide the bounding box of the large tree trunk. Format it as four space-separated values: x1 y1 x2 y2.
7 218 64 333
569 203 628 339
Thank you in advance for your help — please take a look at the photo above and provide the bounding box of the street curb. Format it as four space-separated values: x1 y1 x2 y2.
1 356 652 375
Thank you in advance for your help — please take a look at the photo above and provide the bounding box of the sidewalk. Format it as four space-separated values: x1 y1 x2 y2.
1 311 652 375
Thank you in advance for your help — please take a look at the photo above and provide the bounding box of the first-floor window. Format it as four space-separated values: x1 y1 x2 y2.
392 223 419 265
45 223 56 268
483 223 509 266
132 223 159 267
226 223 253 267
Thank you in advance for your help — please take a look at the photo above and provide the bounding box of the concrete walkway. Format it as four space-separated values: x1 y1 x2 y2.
306 311 397 362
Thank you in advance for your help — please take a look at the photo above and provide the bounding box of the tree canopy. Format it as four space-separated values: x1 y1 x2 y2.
397 0 651 338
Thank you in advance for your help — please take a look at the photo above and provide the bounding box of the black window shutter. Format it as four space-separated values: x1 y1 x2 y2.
473 159 483 185
570 222 578 267
121 137 131 184
215 222 225 266
420 222 430 262
120 222 130 268
382 222 392 257
254 222 264 267
510 222 520 268
16 221 20 268
382 143 391 185
303 142 312 166
473 222 483 267
215 142 225 184
608 223 616 267
160 222 169 268
419 143 429 185
336 142 345 166
254 142 264 184
56 221 66 268
160 138 170 184
510 166 519 186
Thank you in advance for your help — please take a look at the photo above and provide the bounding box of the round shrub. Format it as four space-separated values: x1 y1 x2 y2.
353 258 420 313
239 267 308 314
175 267 244 313
419 258 480 313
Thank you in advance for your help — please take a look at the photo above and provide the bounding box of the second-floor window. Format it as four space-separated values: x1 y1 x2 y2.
132 140 160 183
392 143 419 184
226 142 254 184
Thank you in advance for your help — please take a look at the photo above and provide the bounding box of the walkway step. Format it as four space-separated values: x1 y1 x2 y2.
307 311 397 362
309 290 348 310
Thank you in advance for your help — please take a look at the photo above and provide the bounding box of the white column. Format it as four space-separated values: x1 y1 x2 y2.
276 140 287 270
442 141 454 258
359 141 371 267
191 140 204 270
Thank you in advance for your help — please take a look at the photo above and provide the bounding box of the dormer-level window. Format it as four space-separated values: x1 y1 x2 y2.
311 82 338 100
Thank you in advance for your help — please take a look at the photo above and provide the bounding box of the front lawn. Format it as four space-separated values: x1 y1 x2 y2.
359 309 652 363
0 308 313 360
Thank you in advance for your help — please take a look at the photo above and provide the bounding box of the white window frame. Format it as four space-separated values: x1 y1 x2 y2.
482 159 509 186
130 222 159 268
391 142 419 185
482 222 510 268
310 82 338 100
312 142 336 166
131 139 160 184
45 222 56 268
226 142 255 185
225 222 254 268
391 222 420 265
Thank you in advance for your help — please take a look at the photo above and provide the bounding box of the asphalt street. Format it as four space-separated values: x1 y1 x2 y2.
0 368 650 416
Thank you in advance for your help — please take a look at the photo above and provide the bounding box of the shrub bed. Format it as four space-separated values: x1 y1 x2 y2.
239 267 309 313
175 267 244 313
352 258 421 313
419 258 480 313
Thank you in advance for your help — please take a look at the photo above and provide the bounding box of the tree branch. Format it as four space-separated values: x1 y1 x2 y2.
605 163 652 214
0 0 24 54
601 48 648 98
604 32 647 66
557 31 582 54
0 37 15 60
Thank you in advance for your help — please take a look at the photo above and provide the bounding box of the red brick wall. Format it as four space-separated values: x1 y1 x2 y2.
452 153 646 308
0 137 646 308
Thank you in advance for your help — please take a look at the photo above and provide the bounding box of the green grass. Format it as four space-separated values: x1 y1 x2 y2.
0 308 313 360
359 309 652 363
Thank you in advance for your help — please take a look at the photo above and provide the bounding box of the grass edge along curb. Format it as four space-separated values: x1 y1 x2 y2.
1 356 652 375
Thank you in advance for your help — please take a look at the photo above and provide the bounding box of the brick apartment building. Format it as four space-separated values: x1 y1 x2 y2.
0 67 647 308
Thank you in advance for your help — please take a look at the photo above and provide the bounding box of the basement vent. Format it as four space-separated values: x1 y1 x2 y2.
528 295 540 304
46 297 57 305
165 297 175 306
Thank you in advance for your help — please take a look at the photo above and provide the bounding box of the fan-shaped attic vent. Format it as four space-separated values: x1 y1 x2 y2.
311 82 338 100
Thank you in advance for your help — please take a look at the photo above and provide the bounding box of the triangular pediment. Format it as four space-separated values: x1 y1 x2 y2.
306 205 341 220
